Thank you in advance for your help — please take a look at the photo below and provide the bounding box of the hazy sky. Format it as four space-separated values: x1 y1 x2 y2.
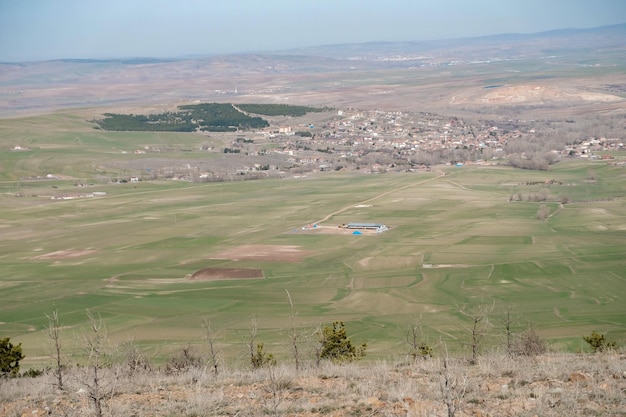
1 0 625 62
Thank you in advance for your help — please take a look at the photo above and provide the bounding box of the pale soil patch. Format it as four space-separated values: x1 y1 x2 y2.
80 219 132 227
356 256 420 271
334 291 418 315
34 249 96 260
190 267 263 280
212 244 308 262
352 275 416 289
474 85 623 104
450 84 623 104
36 144 72 149
553 306 567 321
145 196 205 204
358 256 372 267
422 263 470 268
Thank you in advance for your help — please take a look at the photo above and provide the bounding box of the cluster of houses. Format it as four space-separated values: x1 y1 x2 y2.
245 109 624 173
124 107 623 181
14 107 620 184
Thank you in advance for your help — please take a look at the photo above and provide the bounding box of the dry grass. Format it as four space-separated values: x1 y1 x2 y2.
1 352 624 417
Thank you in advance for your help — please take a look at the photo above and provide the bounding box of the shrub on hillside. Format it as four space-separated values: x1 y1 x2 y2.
583 331 617 353
514 327 547 356
165 344 203 373
318 321 366 364
0 337 24 378
251 343 276 369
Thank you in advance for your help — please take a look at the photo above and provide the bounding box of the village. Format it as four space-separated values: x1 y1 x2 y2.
9 107 622 185
223 107 624 177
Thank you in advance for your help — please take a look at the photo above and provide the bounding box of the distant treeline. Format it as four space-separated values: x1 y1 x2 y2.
237 103 329 117
93 103 326 132
179 103 268 132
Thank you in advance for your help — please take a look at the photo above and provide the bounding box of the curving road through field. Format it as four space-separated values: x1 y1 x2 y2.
315 171 446 224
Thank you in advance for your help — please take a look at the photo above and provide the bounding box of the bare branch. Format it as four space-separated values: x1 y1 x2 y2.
45 307 64 390
285 289 300 371
202 318 220 375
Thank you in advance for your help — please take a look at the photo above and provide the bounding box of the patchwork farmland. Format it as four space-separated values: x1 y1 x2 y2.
0 113 625 367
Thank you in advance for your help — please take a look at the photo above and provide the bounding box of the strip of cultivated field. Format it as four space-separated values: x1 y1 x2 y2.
0 114 625 364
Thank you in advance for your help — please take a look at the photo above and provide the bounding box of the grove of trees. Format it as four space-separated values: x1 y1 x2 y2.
236 103 328 117
94 103 328 132
95 103 271 132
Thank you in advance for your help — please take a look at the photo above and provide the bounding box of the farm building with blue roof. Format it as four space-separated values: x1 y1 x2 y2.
341 223 388 233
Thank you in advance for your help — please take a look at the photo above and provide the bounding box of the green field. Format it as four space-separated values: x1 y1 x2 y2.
1 112 625 365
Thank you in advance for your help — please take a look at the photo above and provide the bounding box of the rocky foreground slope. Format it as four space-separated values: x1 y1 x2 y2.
1 352 624 416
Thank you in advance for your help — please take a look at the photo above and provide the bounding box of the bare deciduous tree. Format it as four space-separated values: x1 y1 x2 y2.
537 204 550 220
246 317 258 369
500 305 517 356
285 289 300 371
202 318 220 375
165 343 202 374
265 365 291 416
45 307 64 390
311 324 324 368
119 340 151 377
458 303 494 365
514 323 547 357
244 317 275 369
80 310 117 417
439 346 467 417
405 315 433 362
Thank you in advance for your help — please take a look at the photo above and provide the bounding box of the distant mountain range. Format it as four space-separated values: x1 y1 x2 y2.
2 23 624 65
278 23 626 63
